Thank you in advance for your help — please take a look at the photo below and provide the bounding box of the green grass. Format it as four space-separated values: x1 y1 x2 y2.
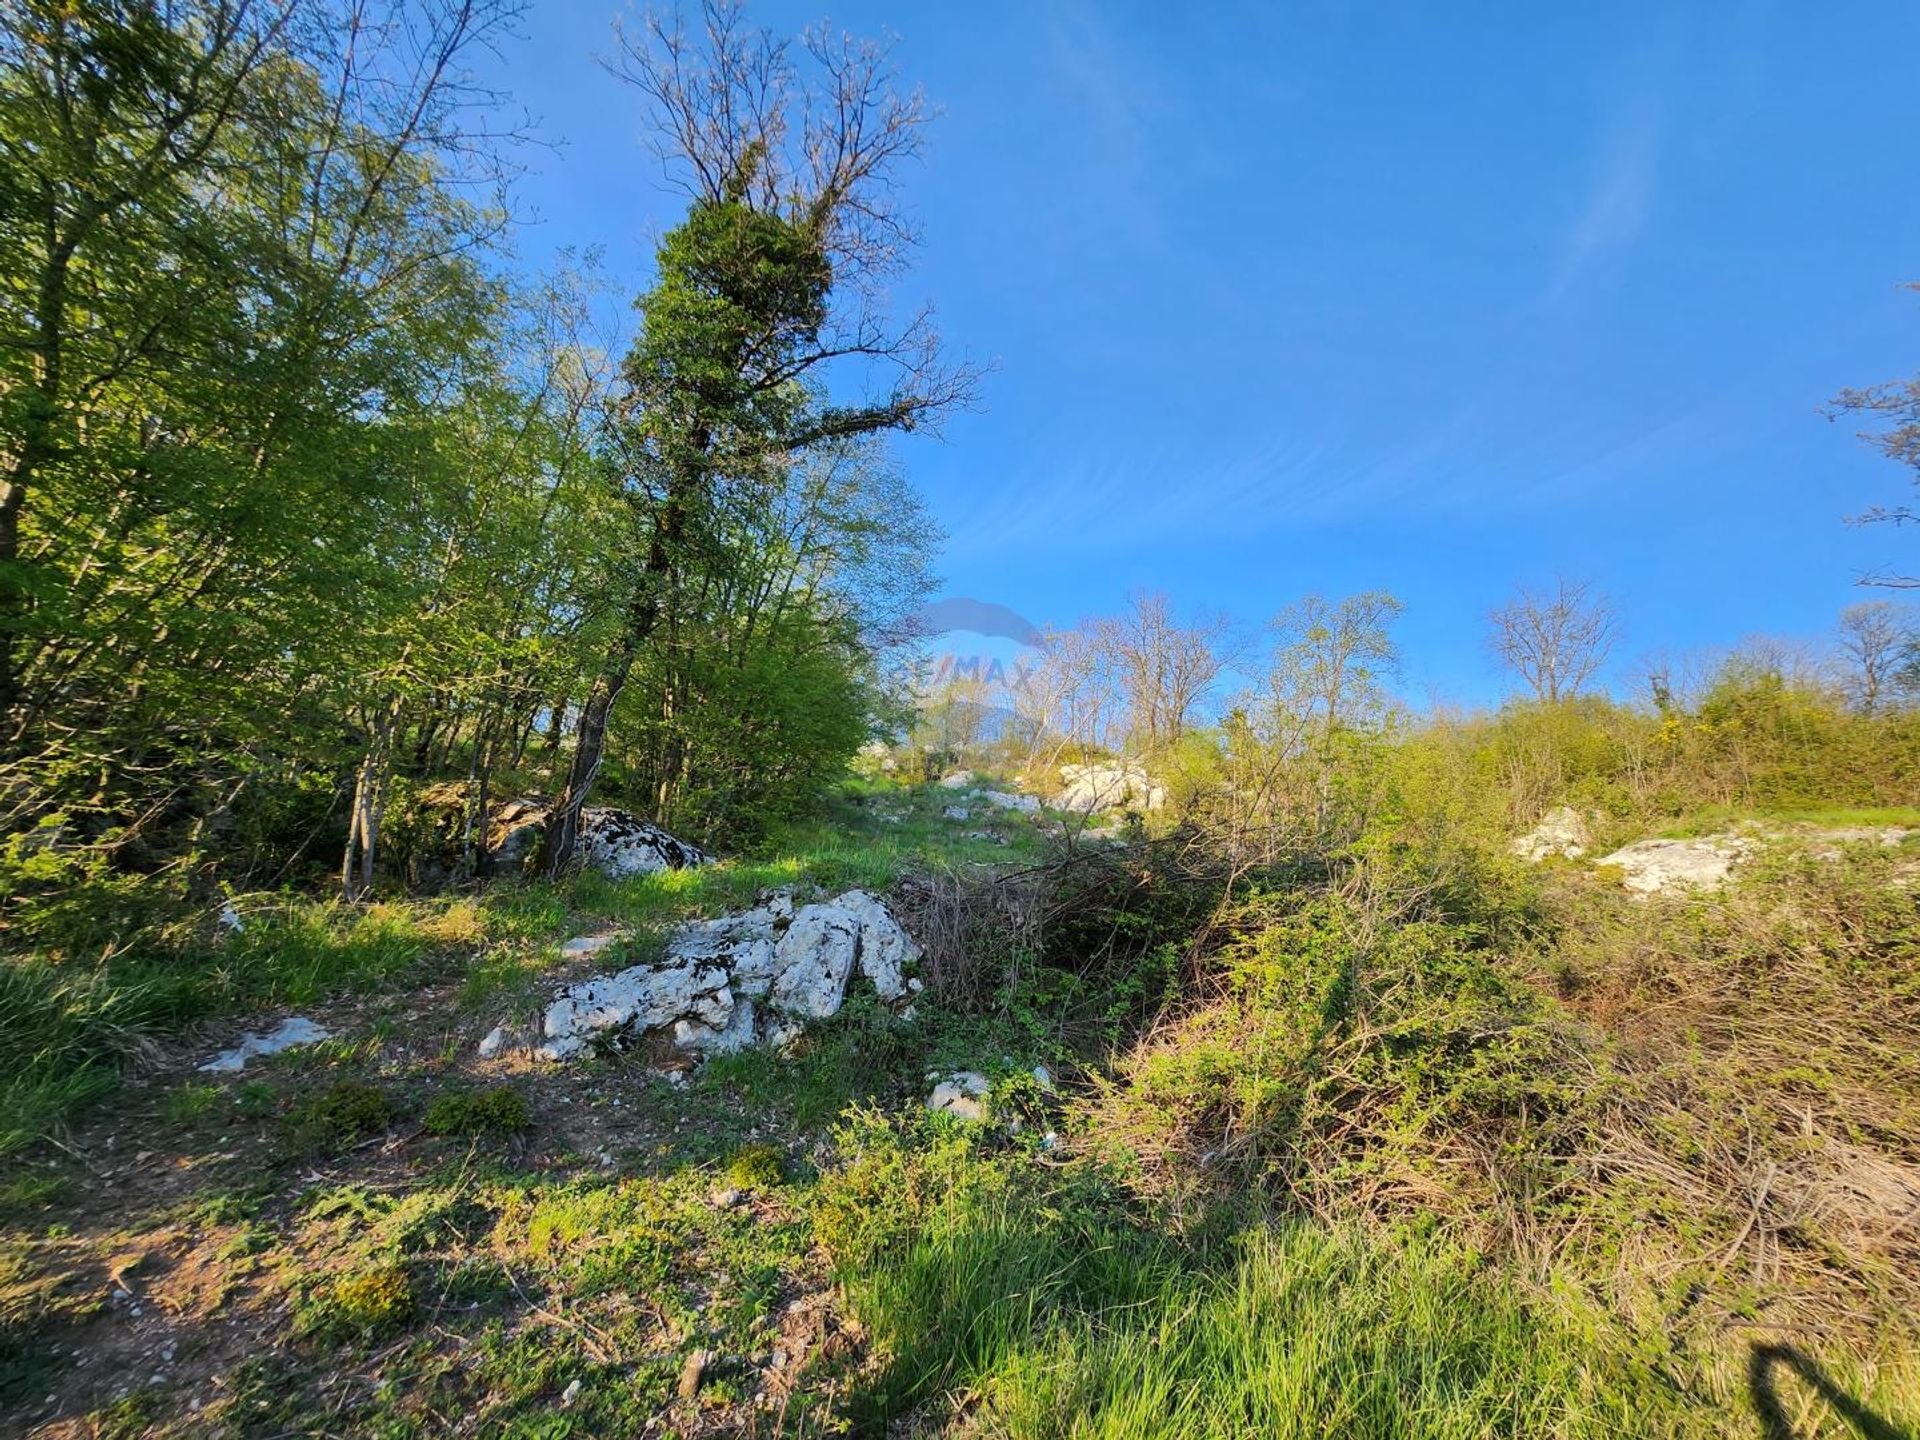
815 1115 1701 1438
1651 803 1920 838
0 775 1045 1154
975 1224 1671 1440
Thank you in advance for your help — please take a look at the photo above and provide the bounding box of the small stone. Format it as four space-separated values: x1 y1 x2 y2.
476 1025 506 1059
678 1349 710 1399
560 1379 582 1407
710 1187 742 1209
928 1070 991 1123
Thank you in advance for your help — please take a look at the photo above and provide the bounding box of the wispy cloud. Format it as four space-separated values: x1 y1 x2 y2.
1549 94 1664 300
938 396 1705 565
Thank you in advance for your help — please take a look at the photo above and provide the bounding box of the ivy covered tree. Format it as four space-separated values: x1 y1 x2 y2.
540 0 973 875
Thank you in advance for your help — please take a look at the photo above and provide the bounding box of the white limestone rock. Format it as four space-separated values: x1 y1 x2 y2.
539 888 920 1060
674 997 759 1055
1056 763 1166 815
576 808 712 879
978 789 1041 816
1512 806 1591 863
538 962 732 1060
769 904 861 1019
834 888 922 1002
928 1070 990 1122
1595 835 1756 895
199 1016 330 1074
938 770 978 790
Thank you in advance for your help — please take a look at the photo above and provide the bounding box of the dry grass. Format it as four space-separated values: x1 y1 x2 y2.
1067 841 1920 1429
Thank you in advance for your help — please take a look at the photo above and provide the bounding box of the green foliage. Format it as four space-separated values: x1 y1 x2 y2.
1108 875 1578 1206
310 1265 417 1341
283 1082 395 1154
422 1087 532 1139
723 1143 787 1190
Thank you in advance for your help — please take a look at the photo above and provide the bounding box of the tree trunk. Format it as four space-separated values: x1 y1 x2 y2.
341 701 401 901
542 447 699 877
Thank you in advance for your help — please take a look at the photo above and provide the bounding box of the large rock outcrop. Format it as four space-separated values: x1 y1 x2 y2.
538 889 921 1061
1055 762 1166 815
576 808 711 878
1595 826 1914 896
1511 806 1591 863
1595 835 1756 894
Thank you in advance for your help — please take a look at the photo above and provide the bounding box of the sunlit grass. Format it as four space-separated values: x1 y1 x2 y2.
1653 804 1920 838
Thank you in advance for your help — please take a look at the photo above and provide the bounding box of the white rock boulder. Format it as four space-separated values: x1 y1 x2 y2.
1595 835 1756 895
927 1070 990 1122
1056 763 1166 815
484 801 710 879
538 889 921 1061
1512 806 1591 863
577 809 712 879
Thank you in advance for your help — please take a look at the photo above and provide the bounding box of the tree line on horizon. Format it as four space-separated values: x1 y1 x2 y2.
911 578 1920 842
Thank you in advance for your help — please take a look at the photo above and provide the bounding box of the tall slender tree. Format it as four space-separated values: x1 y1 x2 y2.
542 1 972 875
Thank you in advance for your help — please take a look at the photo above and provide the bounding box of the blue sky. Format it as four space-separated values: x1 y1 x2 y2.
480 1 1920 706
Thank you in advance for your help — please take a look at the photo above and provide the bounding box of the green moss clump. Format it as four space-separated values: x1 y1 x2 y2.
724 1142 786 1190
285 1081 393 1150
422 1085 531 1138
329 1264 415 1336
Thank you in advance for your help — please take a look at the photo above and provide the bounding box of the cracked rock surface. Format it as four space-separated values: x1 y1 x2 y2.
538 889 921 1061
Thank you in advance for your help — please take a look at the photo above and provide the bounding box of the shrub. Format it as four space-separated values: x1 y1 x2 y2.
422 1086 531 1138
284 1081 394 1152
